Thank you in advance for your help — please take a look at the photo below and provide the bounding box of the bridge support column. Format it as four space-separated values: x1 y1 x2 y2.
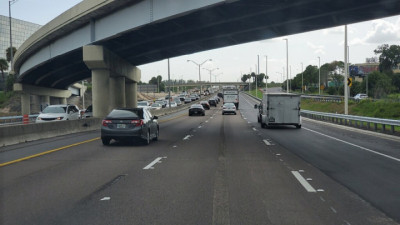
92 70 110 118
83 45 141 117
126 82 134 108
21 93 30 115
61 98 67 104
41 95 50 110
132 82 138 108
110 76 126 109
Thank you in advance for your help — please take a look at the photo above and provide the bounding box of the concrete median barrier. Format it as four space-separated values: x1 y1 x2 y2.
0 118 102 147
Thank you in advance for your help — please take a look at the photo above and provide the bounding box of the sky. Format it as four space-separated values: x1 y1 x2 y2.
1 0 399 83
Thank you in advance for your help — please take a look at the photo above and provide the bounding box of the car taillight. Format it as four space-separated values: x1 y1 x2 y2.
102 120 112 126
131 119 144 126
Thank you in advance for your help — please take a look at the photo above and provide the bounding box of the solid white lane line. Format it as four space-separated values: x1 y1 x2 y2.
263 140 272 146
291 171 317 193
143 157 163 170
303 127 400 163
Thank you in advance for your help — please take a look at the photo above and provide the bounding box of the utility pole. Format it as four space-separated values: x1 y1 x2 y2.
301 63 304 94
284 38 289 93
265 55 268 92
344 25 348 115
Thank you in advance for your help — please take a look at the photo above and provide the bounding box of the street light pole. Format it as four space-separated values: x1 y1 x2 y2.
265 55 268 92
187 59 212 95
318 56 321 95
9 0 18 71
284 38 289 93
301 62 304 94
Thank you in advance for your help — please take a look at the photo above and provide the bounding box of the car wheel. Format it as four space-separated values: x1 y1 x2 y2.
295 124 301 129
145 131 150 145
154 128 159 141
234 112 236 115
222 112 224 115
102 137 111 145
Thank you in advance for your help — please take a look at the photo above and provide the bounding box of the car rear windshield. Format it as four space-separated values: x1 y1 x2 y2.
107 109 142 119
42 106 66 113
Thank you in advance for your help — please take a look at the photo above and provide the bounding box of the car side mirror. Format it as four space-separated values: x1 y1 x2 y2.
254 104 258 109
153 116 158 120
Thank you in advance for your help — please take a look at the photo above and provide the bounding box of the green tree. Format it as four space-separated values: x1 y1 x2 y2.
374 44 400 73
6 73 15 92
0 58 8 82
368 71 395 98
6 47 17 63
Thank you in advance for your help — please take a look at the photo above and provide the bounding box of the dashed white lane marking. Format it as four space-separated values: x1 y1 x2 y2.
291 171 317 193
243 118 247 120
173 145 177 148
263 140 272 146
247 122 251 124
198 126 202 128
206 120 209 123
330 207 337 214
253 128 257 131
100 197 110 201
320 196 326 202
343 220 352 225
210 117 214 119
303 127 400 163
317 189 325 192
143 157 166 170
183 135 192 140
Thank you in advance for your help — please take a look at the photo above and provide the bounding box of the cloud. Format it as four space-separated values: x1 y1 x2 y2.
307 42 326 55
350 18 400 45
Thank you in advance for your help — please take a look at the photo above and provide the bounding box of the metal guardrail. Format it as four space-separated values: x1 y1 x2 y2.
301 110 400 134
0 115 39 125
242 91 400 135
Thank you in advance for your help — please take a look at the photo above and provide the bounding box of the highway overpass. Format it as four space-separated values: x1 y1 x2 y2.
12 0 400 117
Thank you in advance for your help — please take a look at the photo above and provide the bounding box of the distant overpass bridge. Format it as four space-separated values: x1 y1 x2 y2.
12 0 400 117
166 82 248 87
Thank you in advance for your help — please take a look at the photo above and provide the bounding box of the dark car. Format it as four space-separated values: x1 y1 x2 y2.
101 108 159 145
208 99 217 107
200 101 210 110
189 104 205 116
217 93 223 98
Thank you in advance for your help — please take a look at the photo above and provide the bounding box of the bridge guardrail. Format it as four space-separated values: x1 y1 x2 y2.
242 91 400 135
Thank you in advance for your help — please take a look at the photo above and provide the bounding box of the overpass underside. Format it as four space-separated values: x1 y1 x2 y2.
13 0 400 116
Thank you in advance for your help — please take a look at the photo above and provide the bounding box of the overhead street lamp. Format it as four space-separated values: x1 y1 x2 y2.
8 0 18 72
187 59 212 95
203 67 219 83
283 38 289 93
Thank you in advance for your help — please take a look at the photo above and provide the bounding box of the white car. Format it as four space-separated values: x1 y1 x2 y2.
166 102 177 108
222 102 236 115
354 93 368 100
36 104 81 123
150 103 162 110
137 101 151 109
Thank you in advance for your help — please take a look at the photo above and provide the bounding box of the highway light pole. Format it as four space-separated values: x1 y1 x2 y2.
283 38 289 93
203 67 219 83
301 62 304 94
344 25 349 115
318 56 321 95
187 59 212 95
265 55 268 92
8 0 18 72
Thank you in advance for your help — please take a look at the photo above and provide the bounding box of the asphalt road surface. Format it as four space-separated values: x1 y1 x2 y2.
1 93 399 225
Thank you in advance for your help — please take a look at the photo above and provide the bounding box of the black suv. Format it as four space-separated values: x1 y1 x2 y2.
208 99 217 107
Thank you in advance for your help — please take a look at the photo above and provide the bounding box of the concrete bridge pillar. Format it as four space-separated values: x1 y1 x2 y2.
132 82 138 108
110 76 126 109
125 82 134 108
60 97 67 104
83 45 141 118
92 70 110 118
21 93 30 115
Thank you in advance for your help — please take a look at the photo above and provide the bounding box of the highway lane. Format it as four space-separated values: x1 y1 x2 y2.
0 97 399 225
240 92 400 223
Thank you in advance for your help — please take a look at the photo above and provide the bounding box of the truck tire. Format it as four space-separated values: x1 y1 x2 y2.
295 124 301 129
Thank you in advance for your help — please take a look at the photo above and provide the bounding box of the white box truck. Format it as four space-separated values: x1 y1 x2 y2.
255 93 301 128
223 88 239 109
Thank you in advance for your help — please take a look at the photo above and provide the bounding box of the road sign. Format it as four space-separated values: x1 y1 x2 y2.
347 77 352 87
